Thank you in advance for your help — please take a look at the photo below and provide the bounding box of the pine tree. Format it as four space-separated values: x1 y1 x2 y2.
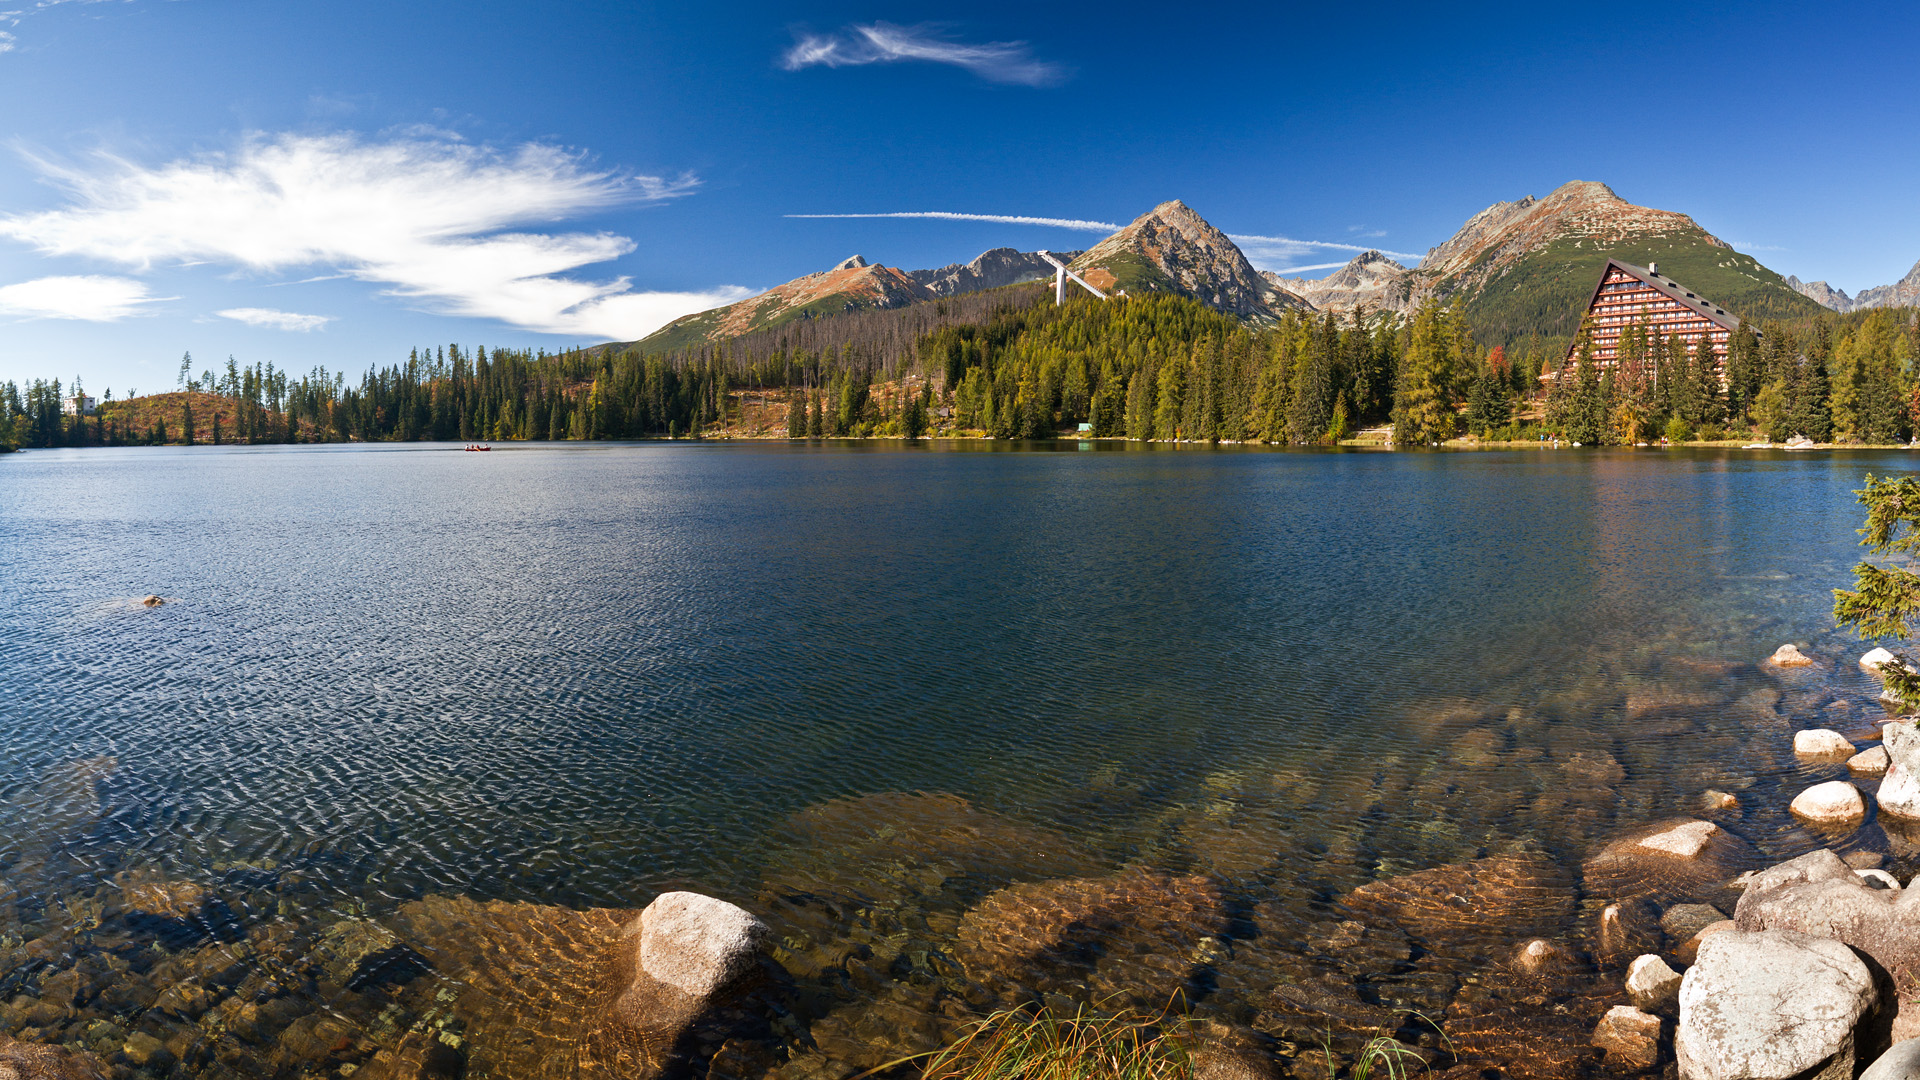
786 388 805 438
1392 300 1459 446
1153 357 1185 440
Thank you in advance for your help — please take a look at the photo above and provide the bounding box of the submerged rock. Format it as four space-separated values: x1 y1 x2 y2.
1791 781 1868 828
1583 819 1756 905
1676 930 1875 1080
140 595 164 607
0 1036 108 1079
955 867 1227 1001
1701 789 1740 812
1511 938 1580 977
1661 902 1728 942
1596 900 1662 967
1592 1005 1662 1070
1341 852 1575 956
1769 644 1814 667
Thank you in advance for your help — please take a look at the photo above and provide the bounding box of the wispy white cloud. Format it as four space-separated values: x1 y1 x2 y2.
1228 233 1421 273
217 306 333 332
1347 226 1387 238
0 274 165 320
787 211 1118 232
0 132 746 339
3 0 135 56
781 23 1064 86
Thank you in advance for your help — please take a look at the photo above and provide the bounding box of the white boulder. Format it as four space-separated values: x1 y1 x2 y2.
1676 930 1876 1080
636 891 770 999
1795 729 1856 760
1791 781 1867 828
1882 722 1920 822
1863 647 1900 673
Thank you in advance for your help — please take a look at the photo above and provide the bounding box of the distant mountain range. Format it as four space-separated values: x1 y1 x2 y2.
1785 262 1920 313
633 180 1872 355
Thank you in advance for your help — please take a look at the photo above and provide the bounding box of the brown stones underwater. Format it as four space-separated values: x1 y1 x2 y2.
5 633 1920 1080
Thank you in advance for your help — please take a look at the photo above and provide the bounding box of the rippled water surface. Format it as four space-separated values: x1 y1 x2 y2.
0 441 1914 1078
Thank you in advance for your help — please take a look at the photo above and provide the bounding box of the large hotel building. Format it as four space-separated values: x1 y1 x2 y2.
1569 258 1740 371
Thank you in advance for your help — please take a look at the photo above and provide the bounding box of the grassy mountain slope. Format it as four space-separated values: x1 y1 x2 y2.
1455 231 1825 349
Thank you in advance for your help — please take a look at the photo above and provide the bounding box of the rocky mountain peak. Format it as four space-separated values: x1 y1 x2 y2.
1072 199 1292 318
1848 258 1920 311
832 255 869 271
1785 276 1856 312
905 247 1079 298
1273 250 1411 314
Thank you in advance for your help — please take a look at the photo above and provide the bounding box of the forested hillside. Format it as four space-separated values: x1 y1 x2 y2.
4 288 1916 453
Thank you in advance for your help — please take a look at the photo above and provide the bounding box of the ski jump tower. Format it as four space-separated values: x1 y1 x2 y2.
1037 251 1110 306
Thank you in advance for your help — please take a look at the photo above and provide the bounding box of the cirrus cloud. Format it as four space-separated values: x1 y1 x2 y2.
0 132 747 340
782 23 1065 87
0 274 166 320
217 307 333 332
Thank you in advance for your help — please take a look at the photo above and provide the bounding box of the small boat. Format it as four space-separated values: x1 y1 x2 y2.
464 443 491 452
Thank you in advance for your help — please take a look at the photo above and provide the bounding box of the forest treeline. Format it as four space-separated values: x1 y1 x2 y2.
4 285 1918 451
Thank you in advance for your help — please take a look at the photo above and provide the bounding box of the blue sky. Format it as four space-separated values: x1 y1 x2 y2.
2 0 1918 394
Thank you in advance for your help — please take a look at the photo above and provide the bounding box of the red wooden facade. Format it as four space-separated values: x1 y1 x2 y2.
1566 259 1741 373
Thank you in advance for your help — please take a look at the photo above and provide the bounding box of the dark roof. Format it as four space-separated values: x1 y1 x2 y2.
1583 257 1743 333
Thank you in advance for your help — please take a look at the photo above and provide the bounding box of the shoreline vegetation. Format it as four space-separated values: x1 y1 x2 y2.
5 287 1917 455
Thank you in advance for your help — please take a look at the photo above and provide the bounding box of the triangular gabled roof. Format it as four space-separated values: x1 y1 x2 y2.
1582 258 1743 332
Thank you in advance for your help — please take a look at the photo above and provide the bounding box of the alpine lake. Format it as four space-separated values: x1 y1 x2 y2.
0 440 1913 1079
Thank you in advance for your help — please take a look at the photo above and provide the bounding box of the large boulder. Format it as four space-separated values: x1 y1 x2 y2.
1735 855 1920 1040
0 1037 108 1079
590 893 770 1079
1791 781 1868 828
634 892 769 1001
1676 930 1877 1080
1863 648 1900 673
1881 722 1920 822
1584 819 1756 904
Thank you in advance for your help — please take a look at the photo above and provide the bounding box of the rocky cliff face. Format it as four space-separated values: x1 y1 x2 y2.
906 248 1078 298
1785 276 1856 312
1071 200 1305 319
1271 250 1410 314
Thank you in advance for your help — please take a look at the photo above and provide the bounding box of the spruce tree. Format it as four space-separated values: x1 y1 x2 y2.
1392 300 1459 446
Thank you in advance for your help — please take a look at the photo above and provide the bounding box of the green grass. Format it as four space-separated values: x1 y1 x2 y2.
1077 251 1179 298
854 1003 1196 1080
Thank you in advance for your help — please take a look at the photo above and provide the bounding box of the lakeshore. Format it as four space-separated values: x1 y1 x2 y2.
3 443 1919 1079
